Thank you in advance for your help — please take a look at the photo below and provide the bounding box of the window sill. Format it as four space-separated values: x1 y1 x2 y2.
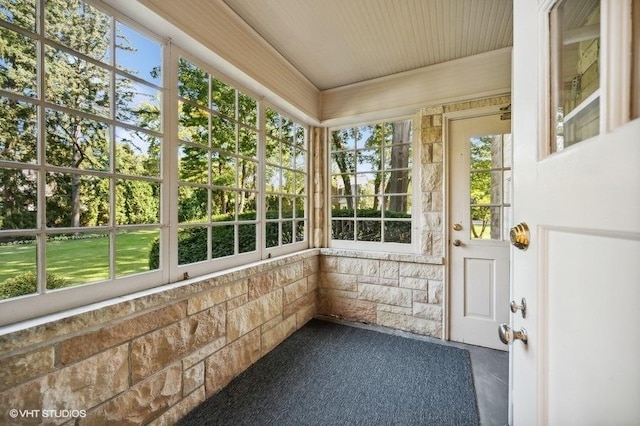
319 248 443 265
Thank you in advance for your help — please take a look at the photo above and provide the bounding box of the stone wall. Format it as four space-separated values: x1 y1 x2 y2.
318 95 511 338
0 250 318 425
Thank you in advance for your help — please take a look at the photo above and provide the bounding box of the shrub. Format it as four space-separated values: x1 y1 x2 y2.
0 271 71 300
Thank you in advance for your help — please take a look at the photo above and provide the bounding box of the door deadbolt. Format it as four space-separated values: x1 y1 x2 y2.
452 239 461 247
510 222 530 250
453 223 462 231
510 298 527 318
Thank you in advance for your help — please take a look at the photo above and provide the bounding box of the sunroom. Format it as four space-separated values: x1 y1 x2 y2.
1 0 639 424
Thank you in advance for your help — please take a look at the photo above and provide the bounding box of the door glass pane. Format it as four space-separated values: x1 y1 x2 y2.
551 0 601 152
469 132 512 241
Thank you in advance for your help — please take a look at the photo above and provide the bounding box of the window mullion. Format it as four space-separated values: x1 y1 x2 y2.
258 101 266 259
164 41 178 283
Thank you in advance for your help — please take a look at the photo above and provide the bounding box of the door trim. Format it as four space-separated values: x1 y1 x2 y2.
443 104 511 342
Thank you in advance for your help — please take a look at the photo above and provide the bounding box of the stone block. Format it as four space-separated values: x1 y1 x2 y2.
307 273 319 292
181 337 226 370
376 311 442 338
319 272 358 291
357 275 398 287
226 293 249 311
0 345 128 418
379 261 399 279
399 263 443 280
283 278 308 305
58 302 187 365
80 363 182 426
188 281 246 315
283 292 315 318
428 280 443 304
413 302 443 321
421 164 443 192
318 295 376 323
261 315 296 356
399 277 429 290
183 362 204 396
147 386 206 426
0 346 54 392
421 142 433 163
227 291 283 341
303 257 319 276
422 126 442 144
296 302 316 327
131 307 225 382
432 142 443 163
205 329 260 396
422 105 444 115
358 284 412 307
413 290 429 303
376 304 413 315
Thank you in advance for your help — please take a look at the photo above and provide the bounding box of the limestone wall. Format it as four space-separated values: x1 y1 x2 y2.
318 95 511 338
0 250 318 425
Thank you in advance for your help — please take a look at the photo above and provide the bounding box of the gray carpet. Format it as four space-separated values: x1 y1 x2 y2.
179 319 479 426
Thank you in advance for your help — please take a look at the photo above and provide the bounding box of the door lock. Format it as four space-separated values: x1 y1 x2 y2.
510 222 530 250
453 223 463 231
510 298 527 318
452 239 462 247
498 324 528 345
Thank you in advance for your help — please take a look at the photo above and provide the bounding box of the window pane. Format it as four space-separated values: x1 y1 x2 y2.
115 22 161 85
115 128 160 177
238 191 256 218
211 77 235 118
282 220 293 244
238 159 257 191
211 189 235 220
384 221 411 244
211 115 235 152
471 206 501 240
266 137 280 165
265 222 279 248
238 223 255 253
178 144 208 184
331 151 356 173
178 226 207 265
0 236 37 300
266 166 281 192
178 58 208 105
0 28 37 97
212 224 234 258
282 196 293 218
45 172 110 228
115 76 161 131
116 179 159 225
178 186 207 223
357 220 381 242
295 220 305 242
0 0 36 31
265 108 280 138
332 219 354 241
116 229 159 277
238 127 257 157
331 128 357 151
45 0 111 63
0 167 37 229
46 232 109 285
238 92 256 127
0 98 37 163
387 195 411 215
211 154 235 187
265 195 279 219
178 103 208 144
470 171 502 205
45 47 110 117
45 110 109 171
470 135 503 170
551 0 601 152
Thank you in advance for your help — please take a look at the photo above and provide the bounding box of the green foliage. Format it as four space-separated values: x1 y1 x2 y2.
0 271 70 300
331 209 411 243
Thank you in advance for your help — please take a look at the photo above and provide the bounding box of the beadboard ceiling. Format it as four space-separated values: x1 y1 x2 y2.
222 0 513 90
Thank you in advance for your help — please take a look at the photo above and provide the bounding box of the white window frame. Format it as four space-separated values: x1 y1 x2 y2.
327 116 419 254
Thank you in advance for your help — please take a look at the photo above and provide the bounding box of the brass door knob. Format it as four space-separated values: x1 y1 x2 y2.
452 239 462 247
510 222 530 250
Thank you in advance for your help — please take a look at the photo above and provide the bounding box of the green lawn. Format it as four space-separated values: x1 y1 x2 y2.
0 230 158 285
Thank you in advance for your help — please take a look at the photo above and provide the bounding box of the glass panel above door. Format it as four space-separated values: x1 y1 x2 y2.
550 0 601 152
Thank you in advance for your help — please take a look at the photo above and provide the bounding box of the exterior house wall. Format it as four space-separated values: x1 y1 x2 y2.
317 95 511 338
0 251 318 425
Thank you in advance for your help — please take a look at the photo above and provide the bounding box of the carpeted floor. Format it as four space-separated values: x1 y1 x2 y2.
179 319 479 426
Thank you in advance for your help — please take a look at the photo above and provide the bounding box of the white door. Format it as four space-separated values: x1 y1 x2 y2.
511 0 640 424
448 113 511 351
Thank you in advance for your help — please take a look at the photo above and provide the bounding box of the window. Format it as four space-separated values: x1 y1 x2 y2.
0 0 309 325
330 120 414 251
550 0 601 151
176 57 260 269
0 0 163 311
265 108 308 255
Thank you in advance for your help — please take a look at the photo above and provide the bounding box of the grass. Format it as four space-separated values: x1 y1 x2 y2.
0 230 158 286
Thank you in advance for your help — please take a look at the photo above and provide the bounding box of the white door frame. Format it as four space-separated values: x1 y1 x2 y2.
442 103 511 342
